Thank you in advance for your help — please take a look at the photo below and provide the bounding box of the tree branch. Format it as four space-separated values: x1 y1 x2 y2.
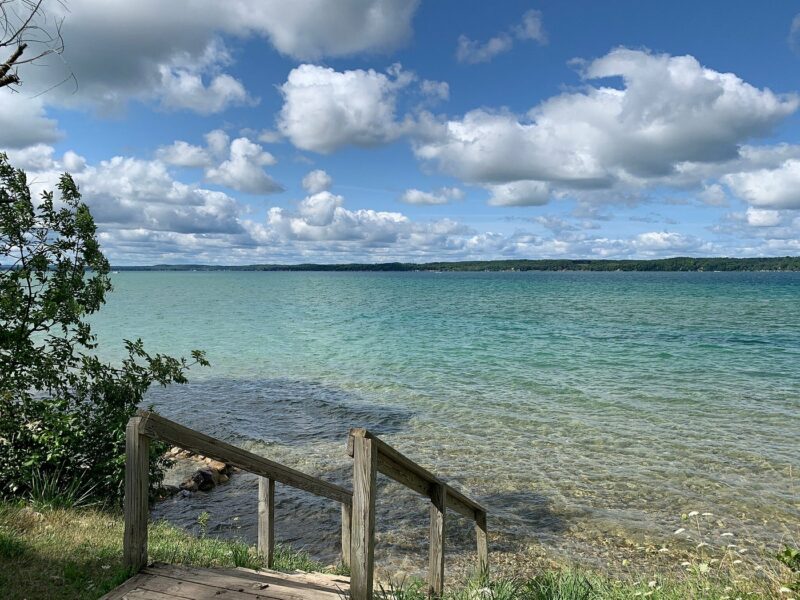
0 40 25 87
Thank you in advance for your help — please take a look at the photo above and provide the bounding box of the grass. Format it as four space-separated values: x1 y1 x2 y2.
377 568 781 600
0 501 338 600
0 500 794 600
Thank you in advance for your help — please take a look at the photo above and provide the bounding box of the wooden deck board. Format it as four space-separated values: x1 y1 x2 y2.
100 564 350 600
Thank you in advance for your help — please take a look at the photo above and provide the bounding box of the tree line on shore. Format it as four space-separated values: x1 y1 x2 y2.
112 256 800 272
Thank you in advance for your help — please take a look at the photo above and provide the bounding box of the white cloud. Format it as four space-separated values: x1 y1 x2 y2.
257 130 283 144
631 231 705 253
745 207 782 227
302 169 333 194
259 191 470 249
699 183 727 206
155 132 283 193
6 144 58 171
19 144 791 265
456 33 514 64
205 137 282 194
487 181 550 206
158 69 251 114
0 92 61 148
63 151 87 172
416 48 798 199
67 156 246 235
515 10 548 44
278 64 413 153
157 141 212 168
456 10 547 64
296 191 344 226
790 14 800 52
723 159 800 209
205 130 231 158
420 79 450 102
17 0 420 113
240 0 420 60
399 187 463 205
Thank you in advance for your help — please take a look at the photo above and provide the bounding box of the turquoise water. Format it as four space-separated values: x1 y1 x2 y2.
90 271 800 569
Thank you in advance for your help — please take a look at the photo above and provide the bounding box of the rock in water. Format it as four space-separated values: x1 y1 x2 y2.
193 468 217 491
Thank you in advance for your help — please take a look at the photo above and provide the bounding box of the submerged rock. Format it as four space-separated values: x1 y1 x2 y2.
164 447 236 498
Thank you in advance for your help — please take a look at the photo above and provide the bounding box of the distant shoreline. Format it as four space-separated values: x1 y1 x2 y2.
106 256 800 272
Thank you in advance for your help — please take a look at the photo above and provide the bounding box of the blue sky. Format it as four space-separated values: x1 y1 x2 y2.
3 0 800 264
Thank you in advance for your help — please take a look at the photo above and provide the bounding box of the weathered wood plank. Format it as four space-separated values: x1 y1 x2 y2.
227 566 349 589
138 411 351 505
99 572 154 599
341 502 352 569
347 428 483 519
110 589 177 600
138 574 259 599
142 564 347 600
258 477 275 568
123 416 150 573
428 483 446 597
475 509 489 574
350 435 377 600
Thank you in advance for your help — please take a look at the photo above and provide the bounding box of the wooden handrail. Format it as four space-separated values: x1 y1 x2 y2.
347 428 488 599
138 411 351 504
123 411 353 574
346 428 487 519
122 411 490 600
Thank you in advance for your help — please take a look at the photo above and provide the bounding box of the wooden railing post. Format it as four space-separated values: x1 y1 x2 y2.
341 502 352 569
475 509 488 575
350 434 377 600
123 416 150 573
429 483 446 597
258 477 275 568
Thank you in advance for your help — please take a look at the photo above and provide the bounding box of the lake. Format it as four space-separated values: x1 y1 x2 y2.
90 271 800 574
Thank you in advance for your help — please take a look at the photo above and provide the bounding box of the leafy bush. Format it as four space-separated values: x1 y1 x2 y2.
0 153 207 504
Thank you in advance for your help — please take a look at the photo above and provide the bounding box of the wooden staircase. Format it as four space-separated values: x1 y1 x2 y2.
115 410 488 599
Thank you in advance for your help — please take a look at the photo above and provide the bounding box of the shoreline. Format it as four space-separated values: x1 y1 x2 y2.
105 256 800 272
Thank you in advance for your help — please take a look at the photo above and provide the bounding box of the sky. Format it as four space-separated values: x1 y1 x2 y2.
2 0 800 265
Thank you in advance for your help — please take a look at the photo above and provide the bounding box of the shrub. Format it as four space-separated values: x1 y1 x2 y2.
0 153 207 504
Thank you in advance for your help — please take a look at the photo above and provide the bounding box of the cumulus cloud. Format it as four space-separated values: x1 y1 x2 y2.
399 187 463 205
699 183 728 206
723 159 800 208
17 143 791 265
456 33 514 65
416 48 798 201
258 192 470 249
157 141 212 168
156 131 283 193
257 130 283 144
205 130 231 158
205 137 282 194
630 231 709 254
302 169 333 194
158 69 251 114
487 181 550 206
0 92 61 148
515 10 548 44
240 0 420 60
45 154 247 235
17 0 419 114
745 207 782 227
456 9 547 64
420 79 450 102
278 64 415 153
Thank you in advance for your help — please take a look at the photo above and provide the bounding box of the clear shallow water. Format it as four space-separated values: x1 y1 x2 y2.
90 271 800 570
